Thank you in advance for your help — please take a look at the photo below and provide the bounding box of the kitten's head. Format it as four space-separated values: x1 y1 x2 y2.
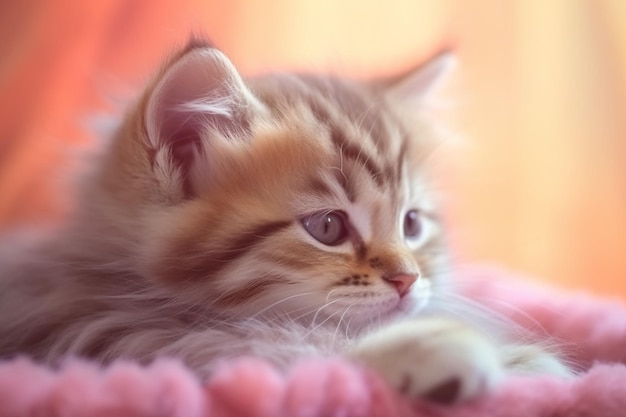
95 40 455 328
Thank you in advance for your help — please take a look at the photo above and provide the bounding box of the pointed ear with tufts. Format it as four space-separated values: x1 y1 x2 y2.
144 43 264 198
380 50 457 107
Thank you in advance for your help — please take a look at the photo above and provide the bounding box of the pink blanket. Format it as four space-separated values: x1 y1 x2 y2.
2 265 625 417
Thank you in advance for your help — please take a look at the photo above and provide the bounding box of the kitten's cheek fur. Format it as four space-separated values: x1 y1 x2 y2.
347 317 504 404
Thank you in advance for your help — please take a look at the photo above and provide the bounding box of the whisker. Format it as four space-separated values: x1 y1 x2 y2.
331 301 357 349
325 288 341 304
305 305 346 338
249 292 316 319
311 298 342 326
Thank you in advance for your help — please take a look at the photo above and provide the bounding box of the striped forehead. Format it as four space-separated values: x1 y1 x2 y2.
257 74 409 201
252 74 418 245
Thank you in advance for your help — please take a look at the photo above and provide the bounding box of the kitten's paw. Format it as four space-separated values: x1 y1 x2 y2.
349 317 504 404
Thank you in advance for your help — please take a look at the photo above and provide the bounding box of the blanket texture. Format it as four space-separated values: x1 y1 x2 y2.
2 265 625 417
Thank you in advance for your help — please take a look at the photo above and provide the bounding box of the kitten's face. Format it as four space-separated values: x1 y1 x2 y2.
103 42 452 328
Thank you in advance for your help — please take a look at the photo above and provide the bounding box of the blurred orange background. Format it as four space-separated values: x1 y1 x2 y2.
0 1 624 298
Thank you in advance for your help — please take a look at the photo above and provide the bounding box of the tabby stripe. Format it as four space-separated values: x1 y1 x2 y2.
192 220 291 280
396 134 409 182
330 127 387 188
216 275 287 306
362 108 390 155
307 91 396 191
332 168 356 202
354 240 368 262
308 97 332 124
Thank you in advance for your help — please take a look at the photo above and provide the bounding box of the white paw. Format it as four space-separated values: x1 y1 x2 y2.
349 317 504 403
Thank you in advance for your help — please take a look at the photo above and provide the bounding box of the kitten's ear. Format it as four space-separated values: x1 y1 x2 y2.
381 51 457 106
145 43 263 197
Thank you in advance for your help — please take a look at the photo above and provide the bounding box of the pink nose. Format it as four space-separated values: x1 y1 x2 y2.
384 273 418 296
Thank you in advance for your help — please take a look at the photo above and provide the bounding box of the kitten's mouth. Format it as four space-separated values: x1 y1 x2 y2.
335 278 432 325
385 277 431 316
407 277 431 311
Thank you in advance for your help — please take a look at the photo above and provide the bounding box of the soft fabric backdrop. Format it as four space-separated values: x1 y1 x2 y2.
0 1 624 298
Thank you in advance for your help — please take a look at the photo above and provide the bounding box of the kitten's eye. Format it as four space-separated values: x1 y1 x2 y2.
301 211 348 246
403 209 422 238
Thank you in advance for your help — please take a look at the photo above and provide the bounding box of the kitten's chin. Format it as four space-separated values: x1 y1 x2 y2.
382 294 425 321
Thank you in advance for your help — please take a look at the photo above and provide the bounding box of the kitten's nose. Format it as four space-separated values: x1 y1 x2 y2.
384 273 418 296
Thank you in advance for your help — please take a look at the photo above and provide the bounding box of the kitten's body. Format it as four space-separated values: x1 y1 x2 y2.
0 41 570 403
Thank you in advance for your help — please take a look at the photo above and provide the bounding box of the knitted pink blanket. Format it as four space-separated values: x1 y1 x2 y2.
2 265 625 417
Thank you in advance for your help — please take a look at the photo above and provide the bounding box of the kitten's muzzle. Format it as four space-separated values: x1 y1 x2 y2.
384 273 418 297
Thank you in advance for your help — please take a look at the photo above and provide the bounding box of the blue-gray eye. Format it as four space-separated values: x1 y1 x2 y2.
302 211 348 246
403 209 422 238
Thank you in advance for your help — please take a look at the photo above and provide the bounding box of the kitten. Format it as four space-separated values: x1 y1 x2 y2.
0 39 571 404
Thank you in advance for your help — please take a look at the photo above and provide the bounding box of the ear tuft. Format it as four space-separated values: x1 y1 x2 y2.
182 34 215 53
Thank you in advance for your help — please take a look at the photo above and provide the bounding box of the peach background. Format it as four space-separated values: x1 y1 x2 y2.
1 1 625 298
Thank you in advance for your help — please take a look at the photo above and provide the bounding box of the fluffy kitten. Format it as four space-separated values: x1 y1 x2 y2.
0 39 571 404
